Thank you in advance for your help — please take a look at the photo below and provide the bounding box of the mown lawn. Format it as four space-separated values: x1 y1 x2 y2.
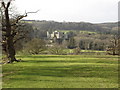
2 55 118 88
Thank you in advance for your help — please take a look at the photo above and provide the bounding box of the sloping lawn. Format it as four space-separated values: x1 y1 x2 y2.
2 55 118 88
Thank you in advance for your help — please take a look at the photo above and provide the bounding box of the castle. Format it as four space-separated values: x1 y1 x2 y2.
47 31 69 43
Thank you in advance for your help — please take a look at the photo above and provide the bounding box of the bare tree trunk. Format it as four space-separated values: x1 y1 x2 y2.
6 36 17 63
4 5 17 63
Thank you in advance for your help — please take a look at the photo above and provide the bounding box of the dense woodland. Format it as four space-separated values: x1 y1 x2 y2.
26 20 118 34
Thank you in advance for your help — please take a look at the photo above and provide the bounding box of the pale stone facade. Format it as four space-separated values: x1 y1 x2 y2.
47 31 68 40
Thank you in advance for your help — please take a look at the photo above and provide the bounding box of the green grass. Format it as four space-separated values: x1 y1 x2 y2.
79 31 97 34
63 49 106 55
2 55 118 88
81 50 105 52
57 30 97 34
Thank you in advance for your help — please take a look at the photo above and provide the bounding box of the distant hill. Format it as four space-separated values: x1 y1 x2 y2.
23 20 118 34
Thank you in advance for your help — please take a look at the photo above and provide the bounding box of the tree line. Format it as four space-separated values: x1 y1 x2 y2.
25 20 118 35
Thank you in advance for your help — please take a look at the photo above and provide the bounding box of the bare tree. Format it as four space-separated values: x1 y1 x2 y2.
48 44 66 55
24 38 46 55
106 35 119 55
0 0 38 63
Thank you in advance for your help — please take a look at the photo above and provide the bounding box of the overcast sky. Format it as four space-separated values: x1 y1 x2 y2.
13 0 119 23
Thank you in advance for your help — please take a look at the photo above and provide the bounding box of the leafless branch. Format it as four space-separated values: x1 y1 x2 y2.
13 36 25 44
1 1 5 8
12 10 39 25
6 1 11 9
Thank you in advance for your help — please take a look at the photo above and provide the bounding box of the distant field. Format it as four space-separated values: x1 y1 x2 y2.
2 55 118 88
57 30 97 34
63 49 106 55
57 30 76 33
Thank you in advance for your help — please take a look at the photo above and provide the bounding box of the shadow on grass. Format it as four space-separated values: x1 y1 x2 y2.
10 64 118 80
16 55 73 59
16 55 119 59
20 59 117 64
3 55 118 83
17 55 101 59
9 77 92 83
22 60 78 63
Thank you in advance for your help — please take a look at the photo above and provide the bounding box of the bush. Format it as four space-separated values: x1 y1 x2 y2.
73 47 81 55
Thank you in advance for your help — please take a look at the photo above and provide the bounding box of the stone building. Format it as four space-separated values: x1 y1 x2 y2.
47 31 69 43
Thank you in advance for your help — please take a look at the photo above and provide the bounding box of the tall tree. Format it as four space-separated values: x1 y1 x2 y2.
0 0 29 63
106 35 119 55
67 37 76 49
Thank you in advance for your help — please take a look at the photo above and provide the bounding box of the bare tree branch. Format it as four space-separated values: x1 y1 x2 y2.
13 36 25 44
6 1 11 9
1 1 5 8
12 10 39 25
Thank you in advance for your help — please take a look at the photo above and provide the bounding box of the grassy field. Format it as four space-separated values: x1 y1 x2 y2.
2 55 118 88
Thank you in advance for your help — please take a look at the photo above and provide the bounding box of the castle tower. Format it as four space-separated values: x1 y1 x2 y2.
47 31 50 38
